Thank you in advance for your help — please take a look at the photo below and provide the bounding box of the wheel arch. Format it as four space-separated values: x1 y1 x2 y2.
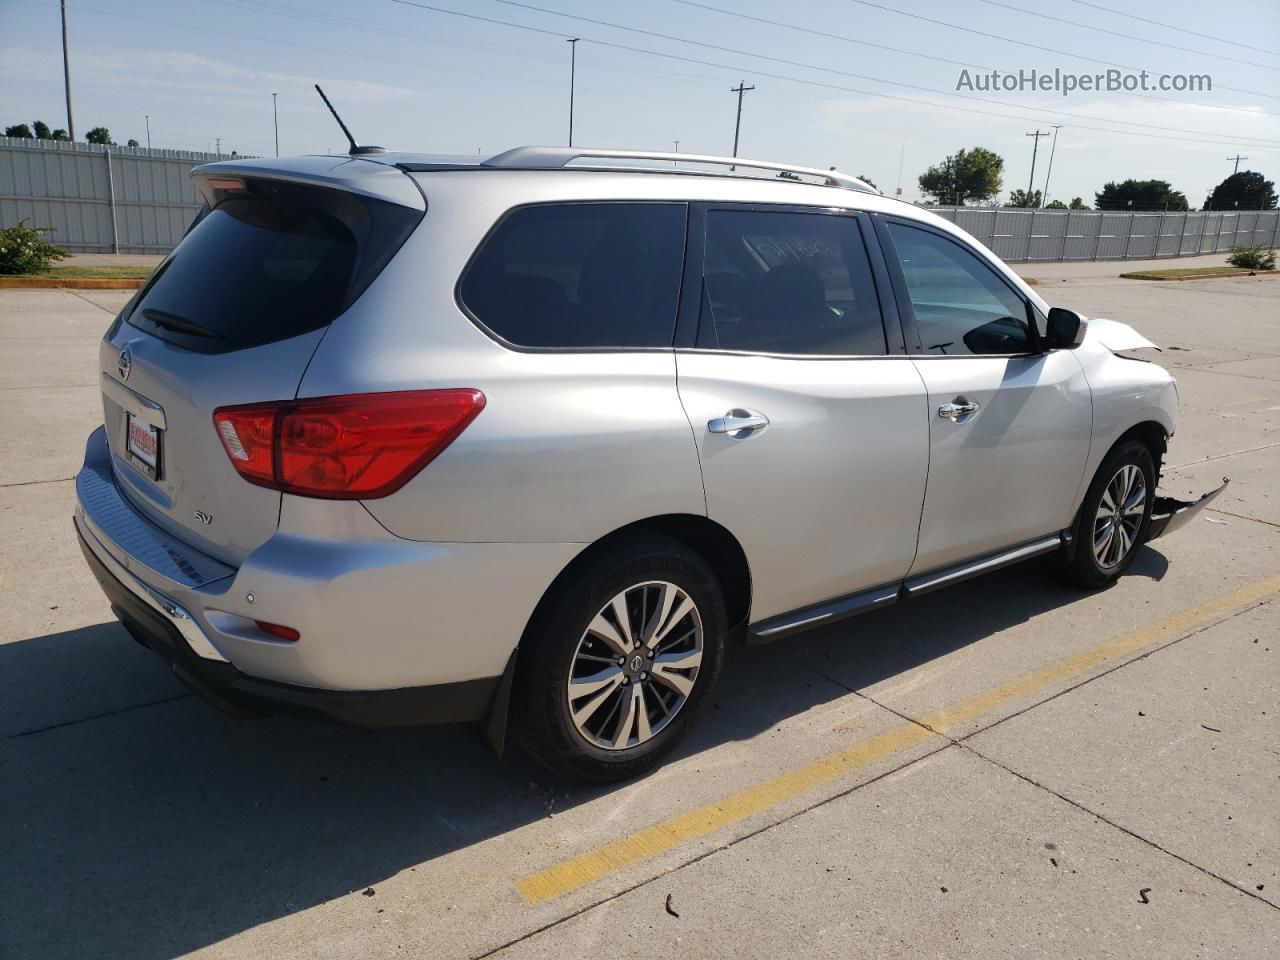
486 513 752 755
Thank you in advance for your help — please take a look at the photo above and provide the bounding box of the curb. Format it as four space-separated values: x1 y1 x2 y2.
1119 270 1279 282
0 277 146 290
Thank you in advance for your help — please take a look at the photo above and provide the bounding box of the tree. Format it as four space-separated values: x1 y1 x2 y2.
856 173 878 190
1044 199 1068 210
85 127 113 145
1007 188 1042 208
32 120 52 139
1095 179 1189 211
918 147 1003 206
50 129 69 140
1068 197 1087 209
4 123 33 138
1204 171 1276 211
126 139 140 148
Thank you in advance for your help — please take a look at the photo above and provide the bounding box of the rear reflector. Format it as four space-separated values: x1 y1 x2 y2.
254 620 301 643
213 389 485 499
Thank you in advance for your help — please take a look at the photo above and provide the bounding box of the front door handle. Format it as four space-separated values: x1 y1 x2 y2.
937 400 980 420
708 409 770 437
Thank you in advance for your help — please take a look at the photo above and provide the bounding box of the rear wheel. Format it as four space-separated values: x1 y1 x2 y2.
513 537 727 782
1060 440 1155 588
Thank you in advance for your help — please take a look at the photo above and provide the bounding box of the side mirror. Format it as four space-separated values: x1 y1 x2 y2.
1046 307 1087 349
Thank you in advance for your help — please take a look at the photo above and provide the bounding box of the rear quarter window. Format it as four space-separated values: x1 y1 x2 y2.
125 179 421 354
458 202 687 349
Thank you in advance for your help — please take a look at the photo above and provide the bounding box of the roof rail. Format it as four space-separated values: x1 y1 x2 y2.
481 146 879 194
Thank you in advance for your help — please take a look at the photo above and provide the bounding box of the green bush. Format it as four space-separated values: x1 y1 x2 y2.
1226 245 1276 271
0 221 70 275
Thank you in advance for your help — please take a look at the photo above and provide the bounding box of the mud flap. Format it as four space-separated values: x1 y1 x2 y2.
1145 478 1229 541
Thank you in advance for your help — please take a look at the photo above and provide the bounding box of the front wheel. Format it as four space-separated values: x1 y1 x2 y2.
513 537 727 782
1060 440 1155 588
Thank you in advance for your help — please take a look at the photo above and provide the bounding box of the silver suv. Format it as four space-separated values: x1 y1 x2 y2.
74 147 1222 781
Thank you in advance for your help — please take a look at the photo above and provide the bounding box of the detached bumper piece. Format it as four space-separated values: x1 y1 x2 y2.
1146 478 1229 541
76 525 499 727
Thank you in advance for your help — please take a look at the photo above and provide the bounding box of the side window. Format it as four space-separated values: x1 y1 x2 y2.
886 222 1032 356
697 210 886 356
459 203 686 348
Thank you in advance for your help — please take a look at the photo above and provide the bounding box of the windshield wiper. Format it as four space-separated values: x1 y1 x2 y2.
141 308 224 340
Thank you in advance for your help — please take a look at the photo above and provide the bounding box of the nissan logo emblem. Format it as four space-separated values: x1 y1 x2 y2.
118 349 132 381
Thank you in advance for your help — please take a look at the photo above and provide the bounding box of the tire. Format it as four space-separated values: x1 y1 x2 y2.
512 536 727 783
1060 439 1156 589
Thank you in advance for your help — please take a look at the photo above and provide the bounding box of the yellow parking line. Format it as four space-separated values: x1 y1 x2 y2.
516 573 1280 906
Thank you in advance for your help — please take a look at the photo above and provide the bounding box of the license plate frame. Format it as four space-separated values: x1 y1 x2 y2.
126 412 163 480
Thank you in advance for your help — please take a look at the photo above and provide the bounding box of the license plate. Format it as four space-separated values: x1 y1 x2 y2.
126 413 162 479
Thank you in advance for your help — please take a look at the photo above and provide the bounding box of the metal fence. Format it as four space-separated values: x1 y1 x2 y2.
4 135 1279 260
0 136 229 254
926 206 1280 263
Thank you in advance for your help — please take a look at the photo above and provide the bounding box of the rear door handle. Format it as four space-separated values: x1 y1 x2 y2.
937 400 980 420
708 409 770 437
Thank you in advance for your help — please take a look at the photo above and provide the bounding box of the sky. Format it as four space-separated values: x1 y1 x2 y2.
2 0 1278 206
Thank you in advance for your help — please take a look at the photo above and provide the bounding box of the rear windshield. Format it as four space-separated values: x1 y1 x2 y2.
126 178 421 354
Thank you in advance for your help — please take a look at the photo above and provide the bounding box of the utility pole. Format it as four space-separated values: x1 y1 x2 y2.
144 115 150 149
215 137 221 158
673 139 679 166
566 38 579 147
1227 154 1248 174
730 81 754 166
1025 129 1049 201
60 0 75 141
272 93 279 157
1040 125 1063 208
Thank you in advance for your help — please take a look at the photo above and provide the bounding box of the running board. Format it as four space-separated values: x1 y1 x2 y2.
746 533 1067 644
903 534 1065 598
747 583 901 644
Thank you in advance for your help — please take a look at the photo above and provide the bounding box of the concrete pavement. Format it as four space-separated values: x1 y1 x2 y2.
1 269 1277 959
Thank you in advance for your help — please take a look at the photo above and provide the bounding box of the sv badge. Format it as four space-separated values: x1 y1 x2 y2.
193 510 214 526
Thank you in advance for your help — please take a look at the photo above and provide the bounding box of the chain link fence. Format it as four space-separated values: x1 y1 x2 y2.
926 205 1280 263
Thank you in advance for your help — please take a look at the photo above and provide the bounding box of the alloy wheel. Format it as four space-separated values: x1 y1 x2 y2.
1093 463 1147 569
566 580 704 751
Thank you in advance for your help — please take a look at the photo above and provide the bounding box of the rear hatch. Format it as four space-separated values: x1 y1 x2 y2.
99 160 423 565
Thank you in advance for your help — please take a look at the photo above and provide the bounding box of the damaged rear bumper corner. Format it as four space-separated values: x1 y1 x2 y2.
1146 478 1229 541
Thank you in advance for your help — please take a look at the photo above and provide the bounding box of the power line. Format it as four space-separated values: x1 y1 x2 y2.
1070 0 1280 59
386 0 1280 149
841 0 1280 102
438 0 1280 144
674 0 1277 119
972 0 1280 72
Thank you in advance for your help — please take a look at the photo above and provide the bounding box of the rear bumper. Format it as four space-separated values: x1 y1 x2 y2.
73 424 579 723
76 520 499 725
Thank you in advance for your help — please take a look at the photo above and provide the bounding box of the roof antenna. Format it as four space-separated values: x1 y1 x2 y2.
314 84 386 156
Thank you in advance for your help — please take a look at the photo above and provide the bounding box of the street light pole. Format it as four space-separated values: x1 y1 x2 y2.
60 0 75 141
1041 125 1063 208
673 139 679 166
566 38 579 147
1025 129 1049 202
272 92 279 157
144 115 150 149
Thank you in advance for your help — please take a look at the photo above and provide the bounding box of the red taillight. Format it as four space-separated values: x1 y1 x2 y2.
213 389 485 499
253 620 300 643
